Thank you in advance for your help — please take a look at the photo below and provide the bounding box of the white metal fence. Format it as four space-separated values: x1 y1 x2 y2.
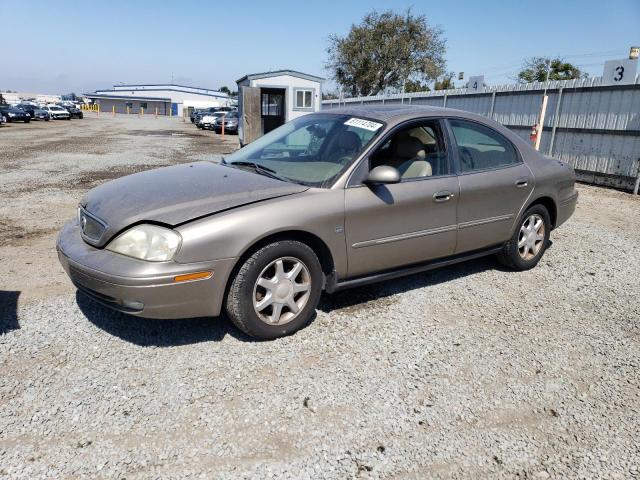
322 76 640 191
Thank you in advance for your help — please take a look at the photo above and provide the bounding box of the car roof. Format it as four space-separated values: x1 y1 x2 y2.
319 104 484 125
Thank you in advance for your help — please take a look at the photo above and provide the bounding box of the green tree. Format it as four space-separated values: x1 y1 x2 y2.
434 72 455 90
403 79 430 93
326 9 446 96
322 91 340 100
219 86 231 95
517 57 587 83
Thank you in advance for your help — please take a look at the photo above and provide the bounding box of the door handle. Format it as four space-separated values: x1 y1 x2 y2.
433 191 454 203
515 178 529 188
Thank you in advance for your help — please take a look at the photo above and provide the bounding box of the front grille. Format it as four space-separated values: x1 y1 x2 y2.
78 207 107 243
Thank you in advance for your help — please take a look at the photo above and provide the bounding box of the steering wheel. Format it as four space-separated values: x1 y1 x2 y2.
459 147 475 170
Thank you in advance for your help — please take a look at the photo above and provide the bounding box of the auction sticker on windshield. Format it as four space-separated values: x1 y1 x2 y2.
344 118 383 131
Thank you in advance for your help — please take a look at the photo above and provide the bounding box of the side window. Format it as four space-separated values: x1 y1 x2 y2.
449 119 519 172
369 120 449 180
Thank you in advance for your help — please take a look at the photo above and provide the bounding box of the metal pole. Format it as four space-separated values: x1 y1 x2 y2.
548 87 563 156
489 91 496 120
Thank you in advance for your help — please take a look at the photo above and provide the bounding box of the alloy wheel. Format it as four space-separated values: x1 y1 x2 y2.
518 214 545 260
253 256 311 325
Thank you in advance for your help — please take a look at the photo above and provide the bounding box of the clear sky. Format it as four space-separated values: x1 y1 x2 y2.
1 0 638 95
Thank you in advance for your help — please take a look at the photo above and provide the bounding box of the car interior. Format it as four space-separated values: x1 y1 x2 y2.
370 121 449 179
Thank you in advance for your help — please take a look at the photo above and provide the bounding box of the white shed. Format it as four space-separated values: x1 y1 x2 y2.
236 70 323 145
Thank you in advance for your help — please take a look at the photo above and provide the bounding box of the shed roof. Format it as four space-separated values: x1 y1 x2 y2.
236 69 324 84
84 93 171 102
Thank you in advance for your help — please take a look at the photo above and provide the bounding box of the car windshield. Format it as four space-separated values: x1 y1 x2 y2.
50 106 64 111
224 114 383 187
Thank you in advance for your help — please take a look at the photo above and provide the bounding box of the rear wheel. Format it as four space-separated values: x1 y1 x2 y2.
225 240 323 339
497 204 551 271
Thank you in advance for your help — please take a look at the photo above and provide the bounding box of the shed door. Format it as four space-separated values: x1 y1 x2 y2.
241 86 261 145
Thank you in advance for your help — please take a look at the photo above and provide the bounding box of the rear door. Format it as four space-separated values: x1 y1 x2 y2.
446 118 533 253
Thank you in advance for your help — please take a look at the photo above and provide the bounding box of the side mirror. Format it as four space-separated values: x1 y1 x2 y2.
364 165 401 185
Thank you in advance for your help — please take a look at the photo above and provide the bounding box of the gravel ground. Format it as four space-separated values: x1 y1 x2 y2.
1 115 639 479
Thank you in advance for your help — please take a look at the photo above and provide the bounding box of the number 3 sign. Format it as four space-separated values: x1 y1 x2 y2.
602 59 638 86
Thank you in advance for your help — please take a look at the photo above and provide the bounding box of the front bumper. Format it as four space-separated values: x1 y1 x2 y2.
57 220 236 318
214 124 238 132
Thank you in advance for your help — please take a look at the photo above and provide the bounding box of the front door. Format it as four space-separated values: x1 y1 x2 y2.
447 118 534 253
344 119 459 278
261 88 285 134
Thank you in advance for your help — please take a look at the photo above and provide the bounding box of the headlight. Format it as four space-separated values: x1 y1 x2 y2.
8 113 15 117
106 224 182 261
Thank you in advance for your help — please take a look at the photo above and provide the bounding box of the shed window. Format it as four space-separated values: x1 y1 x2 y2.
125 102 133 109
295 89 313 109
140 102 148 109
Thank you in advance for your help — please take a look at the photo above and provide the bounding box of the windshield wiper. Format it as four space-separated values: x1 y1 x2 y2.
227 161 290 183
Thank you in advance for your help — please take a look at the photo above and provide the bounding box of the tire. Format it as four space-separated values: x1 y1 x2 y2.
225 240 323 339
497 204 551 271
24 119 30 123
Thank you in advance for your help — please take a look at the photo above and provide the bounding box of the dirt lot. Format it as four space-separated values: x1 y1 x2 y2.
0 115 639 479
0 115 238 304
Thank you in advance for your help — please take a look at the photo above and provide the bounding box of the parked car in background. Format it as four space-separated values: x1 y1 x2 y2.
17 103 50 121
57 105 578 339
212 111 239 134
44 104 71 120
0 105 31 122
198 111 226 130
0 112 6 126
192 107 233 124
192 107 216 124
60 103 83 119
190 109 204 123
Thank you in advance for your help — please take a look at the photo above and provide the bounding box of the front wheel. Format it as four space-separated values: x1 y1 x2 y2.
497 204 551 271
225 240 323 339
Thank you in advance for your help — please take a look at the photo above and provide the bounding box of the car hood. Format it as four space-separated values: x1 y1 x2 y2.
80 161 308 247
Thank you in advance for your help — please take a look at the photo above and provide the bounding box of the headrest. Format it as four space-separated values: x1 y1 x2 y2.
394 135 426 160
337 131 362 151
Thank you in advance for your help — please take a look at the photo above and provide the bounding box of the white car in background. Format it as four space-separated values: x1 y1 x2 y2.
198 111 226 130
44 104 71 120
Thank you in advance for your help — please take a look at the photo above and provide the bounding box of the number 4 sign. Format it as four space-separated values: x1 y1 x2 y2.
467 75 484 93
602 59 638 86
